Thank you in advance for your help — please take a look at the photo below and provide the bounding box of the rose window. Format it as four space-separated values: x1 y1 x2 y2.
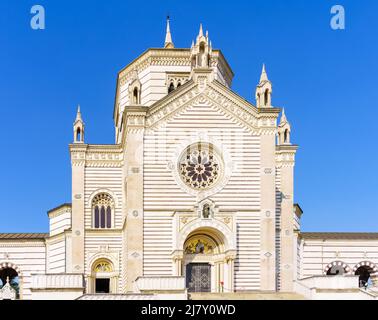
179 144 220 190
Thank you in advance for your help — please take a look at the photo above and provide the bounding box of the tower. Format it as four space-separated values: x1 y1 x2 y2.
73 105 84 143
256 64 272 108
278 109 291 145
190 24 213 69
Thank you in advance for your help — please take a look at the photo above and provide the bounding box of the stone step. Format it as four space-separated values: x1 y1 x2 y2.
188 292 306 300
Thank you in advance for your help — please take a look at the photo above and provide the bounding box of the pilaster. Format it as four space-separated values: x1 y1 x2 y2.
69 144 88 274
124 106 148 292
276 145 298 292
260 132 277 291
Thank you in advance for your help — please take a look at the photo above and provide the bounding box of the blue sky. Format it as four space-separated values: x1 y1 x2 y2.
0 0 377 232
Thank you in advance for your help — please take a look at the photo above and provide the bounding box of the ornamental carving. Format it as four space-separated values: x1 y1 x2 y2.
179 143 220 190
93 261 113 272
184 239 214 254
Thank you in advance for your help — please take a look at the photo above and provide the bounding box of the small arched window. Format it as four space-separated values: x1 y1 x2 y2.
92 193 114 229
119 115 124 133
264 89 269 106
76 128 81 142
177 82 181 88
284 129 288 143
168 82 175 93
133 87 139 104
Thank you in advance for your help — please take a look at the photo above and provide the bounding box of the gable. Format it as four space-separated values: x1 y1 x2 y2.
146 80 279 135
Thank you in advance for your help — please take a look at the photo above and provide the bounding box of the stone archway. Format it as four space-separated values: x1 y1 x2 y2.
0 262 22 299
353 261 378 288
179 226 236 293
324 261 351 275
88 257 118 294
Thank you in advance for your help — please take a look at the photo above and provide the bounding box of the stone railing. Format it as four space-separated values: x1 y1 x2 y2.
298 275 359 290
134 276 186 293
32 274 84 290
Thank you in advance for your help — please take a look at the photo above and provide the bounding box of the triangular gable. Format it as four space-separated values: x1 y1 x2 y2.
146 79 279 134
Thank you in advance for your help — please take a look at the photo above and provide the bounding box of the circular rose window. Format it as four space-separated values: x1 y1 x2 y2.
179 143 221 190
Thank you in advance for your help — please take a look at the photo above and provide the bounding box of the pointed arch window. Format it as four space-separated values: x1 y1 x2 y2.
133 87 140 104
76 128 81 142
264 89 269 106
92 193 114 229
168 82 175 93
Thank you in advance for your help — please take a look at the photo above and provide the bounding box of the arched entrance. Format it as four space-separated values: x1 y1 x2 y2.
324 261 351 276
182 227 235 293
0 267 20 299
90 259 115 294
353 262 378 288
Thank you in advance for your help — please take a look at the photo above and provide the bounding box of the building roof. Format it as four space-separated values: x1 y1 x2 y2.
300 232 378 240
0 233 48 240
47 203 72 215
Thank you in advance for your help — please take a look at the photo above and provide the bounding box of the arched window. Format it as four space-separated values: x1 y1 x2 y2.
327 265 345 275
284 129 288 143
133 87 139 104
92 193 114 229
353 262 378 288
177 82 181 88
264 89 269 106
199 43 206 67
92 259 114 294
168 82 175 93
119 115 124 133
0 268 19 299
76 128 81 142
324 261 351 276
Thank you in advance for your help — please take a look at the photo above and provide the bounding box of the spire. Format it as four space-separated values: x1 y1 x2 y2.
164 16 174 49
260 64 269 83
280 108 288 125
278 108 291 145
75 105 82 123
73 104 85 143
199 23 203 37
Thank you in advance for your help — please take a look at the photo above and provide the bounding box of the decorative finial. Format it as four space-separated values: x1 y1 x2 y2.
164 16 174 48
199 23 203 37
6 276 10 284
280 108 288 125
260 63 269 83
75 104 82 122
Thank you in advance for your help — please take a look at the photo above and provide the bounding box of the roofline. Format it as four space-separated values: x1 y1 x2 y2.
47 203 72 215
0 233 49 240
300 232 378 240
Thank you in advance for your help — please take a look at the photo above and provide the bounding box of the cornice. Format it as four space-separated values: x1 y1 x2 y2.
276 144 299 152
275 146 298 167
0 240 46 247
47 206 71 219
70 144 124 167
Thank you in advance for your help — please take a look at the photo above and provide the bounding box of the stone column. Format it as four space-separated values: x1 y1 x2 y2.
124 107 148 292
69 144 87 274
260 132 277 291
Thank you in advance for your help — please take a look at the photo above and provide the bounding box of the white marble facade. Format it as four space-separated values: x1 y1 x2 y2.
1 21 378 300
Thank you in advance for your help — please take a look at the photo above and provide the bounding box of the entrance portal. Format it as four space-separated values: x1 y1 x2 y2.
186 263 211 292
95 278 110 293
